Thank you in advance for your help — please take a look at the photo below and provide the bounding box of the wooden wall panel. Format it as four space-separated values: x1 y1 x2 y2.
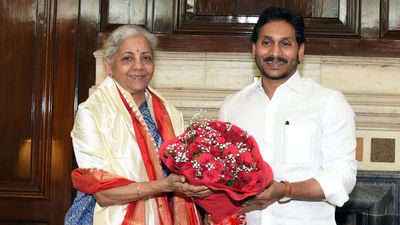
0 0 47 198
0 0 78 224
0 1 34 182
0 223 47 225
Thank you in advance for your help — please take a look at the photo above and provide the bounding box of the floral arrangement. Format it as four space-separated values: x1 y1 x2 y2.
159 118 273 224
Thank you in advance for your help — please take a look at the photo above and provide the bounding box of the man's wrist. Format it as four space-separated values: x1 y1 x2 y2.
278 180 292 204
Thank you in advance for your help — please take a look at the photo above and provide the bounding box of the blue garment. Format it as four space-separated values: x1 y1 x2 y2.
139 100 163 148
64 191 96 225
139 101 170 178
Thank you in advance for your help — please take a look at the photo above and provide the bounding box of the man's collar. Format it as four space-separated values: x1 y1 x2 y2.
247 77 263 95
250 70 304 95
281 71 304 93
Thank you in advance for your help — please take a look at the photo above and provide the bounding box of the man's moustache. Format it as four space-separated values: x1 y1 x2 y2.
264 57 288 63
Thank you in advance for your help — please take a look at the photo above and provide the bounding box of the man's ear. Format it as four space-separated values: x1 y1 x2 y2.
298 43 305 62
251 43 256 59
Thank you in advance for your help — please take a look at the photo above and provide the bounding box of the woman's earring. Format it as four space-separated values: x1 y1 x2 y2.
109 73 114 78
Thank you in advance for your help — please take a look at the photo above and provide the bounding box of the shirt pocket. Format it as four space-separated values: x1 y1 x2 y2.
280 121 317 164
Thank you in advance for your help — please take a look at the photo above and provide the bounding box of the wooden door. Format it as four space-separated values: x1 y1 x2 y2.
0 0 78 224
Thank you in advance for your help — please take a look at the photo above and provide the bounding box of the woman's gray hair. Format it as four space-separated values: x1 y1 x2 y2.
102 25 158 64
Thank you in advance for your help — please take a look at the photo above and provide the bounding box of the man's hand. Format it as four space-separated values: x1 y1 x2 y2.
242 180 284 212
242 178 325 212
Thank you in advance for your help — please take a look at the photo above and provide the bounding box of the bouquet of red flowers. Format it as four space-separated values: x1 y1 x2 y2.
159 119 274 224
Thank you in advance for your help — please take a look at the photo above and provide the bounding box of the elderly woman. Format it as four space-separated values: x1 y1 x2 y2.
65 25 210 225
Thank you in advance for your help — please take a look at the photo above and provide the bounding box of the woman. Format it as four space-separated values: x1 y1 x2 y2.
65 25 210 225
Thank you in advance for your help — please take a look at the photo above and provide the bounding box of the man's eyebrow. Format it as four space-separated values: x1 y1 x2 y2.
260 35 272 39
260 35 293 41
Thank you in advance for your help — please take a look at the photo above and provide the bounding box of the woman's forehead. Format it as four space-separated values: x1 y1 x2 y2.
118 35 152 53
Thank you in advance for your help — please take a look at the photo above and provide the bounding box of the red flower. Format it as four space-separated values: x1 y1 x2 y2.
241 172 260 192
181 163 197 179
196 128 207 136
159 119 274 225
165 157 176 170
203 168 221 183
197 152 214 165
209 120 225 131
210 145 222 157
215 136 226 145
223 145 239 156
195 136 205 144
221 170 234 183
237 151 253 166
189 142 200 154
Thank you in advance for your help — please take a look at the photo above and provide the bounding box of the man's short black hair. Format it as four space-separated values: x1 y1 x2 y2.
251 7 305 45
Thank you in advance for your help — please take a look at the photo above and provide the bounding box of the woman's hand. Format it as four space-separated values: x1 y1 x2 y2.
165 174 212 198
93 174 213 207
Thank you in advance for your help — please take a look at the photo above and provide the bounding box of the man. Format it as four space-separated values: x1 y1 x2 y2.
218 7 357 225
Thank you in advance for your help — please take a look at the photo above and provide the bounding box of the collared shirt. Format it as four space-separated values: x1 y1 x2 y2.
218 71 357 225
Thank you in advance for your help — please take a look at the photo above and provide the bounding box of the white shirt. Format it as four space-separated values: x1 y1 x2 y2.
218 71 357 225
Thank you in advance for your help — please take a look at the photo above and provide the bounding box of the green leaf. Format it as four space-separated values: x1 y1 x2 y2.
226 181 235 187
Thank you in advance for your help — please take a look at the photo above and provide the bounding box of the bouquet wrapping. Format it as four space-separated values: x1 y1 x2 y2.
159 119 274 224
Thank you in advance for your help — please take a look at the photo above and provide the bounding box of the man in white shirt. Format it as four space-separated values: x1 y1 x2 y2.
218 7 357 225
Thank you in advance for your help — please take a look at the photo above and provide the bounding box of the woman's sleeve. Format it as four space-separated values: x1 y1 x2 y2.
71 107 110 169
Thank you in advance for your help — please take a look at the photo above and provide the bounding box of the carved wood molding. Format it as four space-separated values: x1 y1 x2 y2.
380 0 400 39
175 0 360 37
100 0 154 31
155 35 400 57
